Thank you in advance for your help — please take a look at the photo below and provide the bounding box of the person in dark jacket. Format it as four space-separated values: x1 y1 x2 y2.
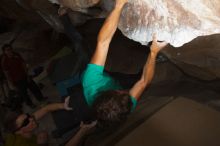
1 44 46 108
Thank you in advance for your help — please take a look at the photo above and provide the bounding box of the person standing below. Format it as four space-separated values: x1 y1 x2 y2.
1 44 45 108
4 97 73 146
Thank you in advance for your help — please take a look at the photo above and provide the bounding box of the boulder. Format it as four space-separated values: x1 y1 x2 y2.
118 0 220 47
163 34 220 80
59 0 100 9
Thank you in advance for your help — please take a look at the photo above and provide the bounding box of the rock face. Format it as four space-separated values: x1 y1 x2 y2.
0 0 42 22
18 0 64 32
0 28 63 65
2 0 220 46
163 34 220 80
59 0 100 9
1 0 220 81
118 0 220 47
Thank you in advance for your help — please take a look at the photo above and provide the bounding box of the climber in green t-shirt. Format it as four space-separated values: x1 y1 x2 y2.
81 0 168 128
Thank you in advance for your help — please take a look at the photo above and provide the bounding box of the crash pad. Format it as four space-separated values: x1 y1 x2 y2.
116 97 220 146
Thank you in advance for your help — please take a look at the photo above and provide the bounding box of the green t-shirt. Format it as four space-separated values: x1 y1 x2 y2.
82 64 137 111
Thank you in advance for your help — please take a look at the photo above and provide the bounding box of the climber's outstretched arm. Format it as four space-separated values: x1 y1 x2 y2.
129 35 168 100
90 0 128 66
